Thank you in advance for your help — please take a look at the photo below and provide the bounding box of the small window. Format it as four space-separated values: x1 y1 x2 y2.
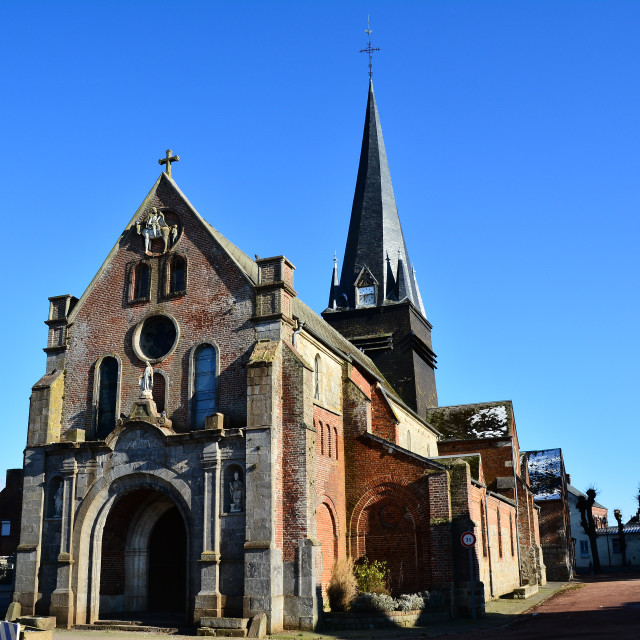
327 425 332 458
166 254 187 296
497 508 503 558
1 521 10 536
131 261 151 302
612 538 621 554
192 344 217 429
314 355 321 400
97 356 119 438
579 540 590 558
334 427 339 460
319 421 324 455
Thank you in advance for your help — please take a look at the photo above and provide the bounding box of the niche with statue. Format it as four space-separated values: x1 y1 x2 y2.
224 464 245 514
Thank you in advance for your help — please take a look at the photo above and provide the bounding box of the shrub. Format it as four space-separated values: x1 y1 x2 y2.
354 558 389 594
396 593 426 611
350 592 398 613
327 557 357 612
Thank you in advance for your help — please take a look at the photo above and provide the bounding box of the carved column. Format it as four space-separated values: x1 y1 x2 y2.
194 444 223 622
50 457 77 628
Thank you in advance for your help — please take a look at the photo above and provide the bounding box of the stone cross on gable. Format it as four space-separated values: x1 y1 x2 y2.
158 149 180 178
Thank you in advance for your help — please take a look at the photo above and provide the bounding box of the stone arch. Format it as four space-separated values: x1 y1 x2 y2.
71 466 193 625
349 481 428 595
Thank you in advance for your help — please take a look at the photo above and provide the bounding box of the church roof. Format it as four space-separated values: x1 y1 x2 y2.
338 80 425 315
425 401 514 440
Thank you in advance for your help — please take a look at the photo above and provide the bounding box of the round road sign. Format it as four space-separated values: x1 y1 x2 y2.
460 531 476 548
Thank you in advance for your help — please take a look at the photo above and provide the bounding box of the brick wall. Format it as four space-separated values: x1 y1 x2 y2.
0 469 23 556
60 178 257 438
323 302 437 416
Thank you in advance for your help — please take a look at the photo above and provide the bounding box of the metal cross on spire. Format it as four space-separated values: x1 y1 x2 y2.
158 149 180 178
360 18 380 80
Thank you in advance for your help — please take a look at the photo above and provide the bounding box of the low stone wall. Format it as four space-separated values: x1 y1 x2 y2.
322 609 450 631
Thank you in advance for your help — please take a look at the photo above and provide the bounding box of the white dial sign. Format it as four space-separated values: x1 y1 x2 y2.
460 531 476 548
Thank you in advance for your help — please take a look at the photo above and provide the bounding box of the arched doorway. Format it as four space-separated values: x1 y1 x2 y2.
317 502 338 595
98 488 187 619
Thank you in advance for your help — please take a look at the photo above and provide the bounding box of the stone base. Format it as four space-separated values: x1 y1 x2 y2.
16 616 57 631
505 584 539 599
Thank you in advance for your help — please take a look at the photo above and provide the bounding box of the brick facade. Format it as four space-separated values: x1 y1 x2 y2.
0 469 23 557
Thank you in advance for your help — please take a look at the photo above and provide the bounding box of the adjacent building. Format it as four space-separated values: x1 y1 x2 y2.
526 449 574 580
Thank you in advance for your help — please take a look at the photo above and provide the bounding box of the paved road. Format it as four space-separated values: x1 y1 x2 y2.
458 573 640 640
44 573 640 640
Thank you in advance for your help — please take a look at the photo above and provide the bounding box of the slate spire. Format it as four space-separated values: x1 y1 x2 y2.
338 80 425 316
327 252 346 310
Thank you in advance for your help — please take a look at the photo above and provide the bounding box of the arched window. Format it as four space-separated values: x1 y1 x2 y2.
327 424 332 458
192 344 217 429
406 430 412 450
334 427 339 460
166 254 186 296
314 355 321 400
131 261 151 302
319 421 324 455
97 356 118 438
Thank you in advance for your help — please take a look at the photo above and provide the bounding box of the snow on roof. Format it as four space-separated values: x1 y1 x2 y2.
597 525 640 535
425 401 513 440
527 448 563 501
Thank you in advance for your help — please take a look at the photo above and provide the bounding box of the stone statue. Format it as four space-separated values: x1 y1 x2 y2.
139 361 153 399
229 471 244 512
135 207 179 255
53 484 63 518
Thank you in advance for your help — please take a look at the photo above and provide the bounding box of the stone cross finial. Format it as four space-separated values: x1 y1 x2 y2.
158 149 180 177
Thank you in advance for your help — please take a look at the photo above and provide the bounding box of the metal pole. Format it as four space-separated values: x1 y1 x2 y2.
469 547 476 620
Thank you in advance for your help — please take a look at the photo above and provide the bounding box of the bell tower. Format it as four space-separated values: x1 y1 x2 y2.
322 80 438 416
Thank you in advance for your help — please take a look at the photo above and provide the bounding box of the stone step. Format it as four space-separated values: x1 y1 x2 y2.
75 623 179 634
505 583 540 599
93 619 144 626
200 617 248 630
197 629 246 638
198 617 250 638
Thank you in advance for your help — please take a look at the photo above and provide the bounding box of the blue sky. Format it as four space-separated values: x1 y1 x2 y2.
2 1 638 520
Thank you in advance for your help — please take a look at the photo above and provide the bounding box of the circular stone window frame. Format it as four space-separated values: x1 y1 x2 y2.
132 312 180 364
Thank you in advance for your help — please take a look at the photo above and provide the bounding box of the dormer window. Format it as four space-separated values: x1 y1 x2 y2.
353 265 378 308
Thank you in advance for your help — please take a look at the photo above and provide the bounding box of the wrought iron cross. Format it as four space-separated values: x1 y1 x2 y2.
158 149 180 178
360 19 380 80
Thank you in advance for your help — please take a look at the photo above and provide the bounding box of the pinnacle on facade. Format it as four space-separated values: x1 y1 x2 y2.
335 80 427 316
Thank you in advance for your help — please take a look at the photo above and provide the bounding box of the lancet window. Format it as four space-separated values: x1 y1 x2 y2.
192 343 217 429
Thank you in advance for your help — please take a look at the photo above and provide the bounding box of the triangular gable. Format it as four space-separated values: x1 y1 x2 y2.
68 172 259 323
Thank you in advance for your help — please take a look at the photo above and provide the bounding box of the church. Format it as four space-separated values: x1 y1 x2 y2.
14 78 546 632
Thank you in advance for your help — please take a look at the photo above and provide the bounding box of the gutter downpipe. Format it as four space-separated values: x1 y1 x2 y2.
292 320 304 347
